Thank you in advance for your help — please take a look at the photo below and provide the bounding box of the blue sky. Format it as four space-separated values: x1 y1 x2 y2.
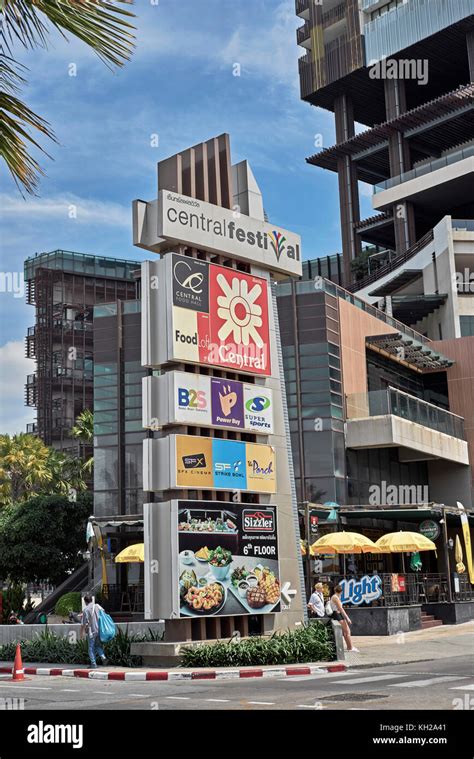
0 0 373 434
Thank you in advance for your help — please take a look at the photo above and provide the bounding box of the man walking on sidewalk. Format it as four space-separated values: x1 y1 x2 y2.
80 595 108 669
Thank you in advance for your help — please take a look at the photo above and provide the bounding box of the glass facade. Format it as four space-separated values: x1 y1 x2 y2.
277 284 346 505
24 249 140 282
364 0 474 63
460 316 474 337
93 302 146 518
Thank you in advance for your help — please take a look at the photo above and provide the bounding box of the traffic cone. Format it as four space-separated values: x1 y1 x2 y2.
12 643 25 681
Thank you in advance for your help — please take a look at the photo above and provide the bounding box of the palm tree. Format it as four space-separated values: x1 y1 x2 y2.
1 0 135 194
45 447 88 496
0 433 52 505
71 409 94 474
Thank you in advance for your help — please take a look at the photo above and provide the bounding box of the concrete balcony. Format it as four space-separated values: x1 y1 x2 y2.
373 146 474 213
346 387 469 466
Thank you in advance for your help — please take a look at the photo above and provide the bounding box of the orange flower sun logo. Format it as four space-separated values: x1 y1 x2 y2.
216 274 264 347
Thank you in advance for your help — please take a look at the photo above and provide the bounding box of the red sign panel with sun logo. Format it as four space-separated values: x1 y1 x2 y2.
170 254 271 376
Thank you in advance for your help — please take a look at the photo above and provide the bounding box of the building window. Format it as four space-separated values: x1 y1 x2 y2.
460 316 474 336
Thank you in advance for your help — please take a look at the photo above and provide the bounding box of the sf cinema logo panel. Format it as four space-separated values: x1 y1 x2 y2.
169 253 271 376
143 435 277 494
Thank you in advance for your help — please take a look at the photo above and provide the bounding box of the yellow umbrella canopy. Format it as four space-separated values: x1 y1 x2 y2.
455 534 466 574
300 539 315 557
115 543 144 563
310 531 379 555
375 531 437 553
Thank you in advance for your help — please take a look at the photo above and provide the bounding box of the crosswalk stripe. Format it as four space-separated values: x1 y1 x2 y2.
330 674 403 685
390 676 465 688
450 684 474 691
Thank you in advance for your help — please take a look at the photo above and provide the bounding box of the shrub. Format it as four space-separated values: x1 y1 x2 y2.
0 627 163 668
55 592 82 618
180 621 336 668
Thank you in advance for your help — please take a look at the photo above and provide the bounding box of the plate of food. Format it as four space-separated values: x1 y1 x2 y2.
194 546 211 563
208 546 233 580
229 565 281 613
181 581 226 616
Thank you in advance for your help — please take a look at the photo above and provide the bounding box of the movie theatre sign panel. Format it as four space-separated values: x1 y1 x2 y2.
142 371 274 434
143 435 277 494
158 190 302 279
142 254 271 376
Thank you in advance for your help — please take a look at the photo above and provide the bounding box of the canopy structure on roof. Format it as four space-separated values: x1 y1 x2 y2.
366 332 454 372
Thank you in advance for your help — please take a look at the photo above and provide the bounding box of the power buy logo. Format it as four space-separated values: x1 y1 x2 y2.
243 509 275 533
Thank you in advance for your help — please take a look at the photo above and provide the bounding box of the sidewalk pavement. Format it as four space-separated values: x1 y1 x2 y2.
1 621 472 683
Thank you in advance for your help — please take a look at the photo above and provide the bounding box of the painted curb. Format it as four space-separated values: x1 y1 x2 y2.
0 663 344 682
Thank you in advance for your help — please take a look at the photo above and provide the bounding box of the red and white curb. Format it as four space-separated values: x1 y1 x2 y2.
0 663 346 682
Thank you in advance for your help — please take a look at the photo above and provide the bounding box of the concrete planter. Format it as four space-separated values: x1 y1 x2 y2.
347 605 422 635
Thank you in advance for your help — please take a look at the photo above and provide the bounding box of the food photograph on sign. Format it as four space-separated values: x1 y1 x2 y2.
177 501 280 617
175 435 276 493
170 253 271 375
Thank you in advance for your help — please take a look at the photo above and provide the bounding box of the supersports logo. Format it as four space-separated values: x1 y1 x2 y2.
243 510 275 532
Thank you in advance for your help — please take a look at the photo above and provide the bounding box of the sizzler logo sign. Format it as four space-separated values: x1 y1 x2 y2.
243 510 275 533
159 191 302 278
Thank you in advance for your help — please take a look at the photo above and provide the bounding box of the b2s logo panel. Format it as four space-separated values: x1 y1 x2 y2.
172 371 273 433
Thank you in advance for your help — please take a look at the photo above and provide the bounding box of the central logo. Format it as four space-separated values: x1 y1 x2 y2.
174 260 204 294
216 273 264 347
182 454 207 469
172 254 209 312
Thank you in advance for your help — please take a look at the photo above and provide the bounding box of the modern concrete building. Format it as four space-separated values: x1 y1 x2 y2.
24 250 139 456
297 0 474 285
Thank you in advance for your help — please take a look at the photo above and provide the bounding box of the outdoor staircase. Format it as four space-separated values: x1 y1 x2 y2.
420 611 444 629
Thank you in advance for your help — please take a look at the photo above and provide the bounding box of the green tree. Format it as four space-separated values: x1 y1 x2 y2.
0 433 88 506
45 448 88 497
71 409 94 474
0 493 92 585
1 0 135 194
0 433 52 505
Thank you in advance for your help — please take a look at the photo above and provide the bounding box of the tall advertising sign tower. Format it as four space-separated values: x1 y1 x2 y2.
134 134 305 646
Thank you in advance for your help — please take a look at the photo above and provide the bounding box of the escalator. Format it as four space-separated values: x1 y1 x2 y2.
24 563 89 623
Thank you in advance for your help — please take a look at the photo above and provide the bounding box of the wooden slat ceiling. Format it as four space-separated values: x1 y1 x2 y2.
307 84 474 184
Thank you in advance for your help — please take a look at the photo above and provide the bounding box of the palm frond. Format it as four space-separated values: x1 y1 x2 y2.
2 0 136 67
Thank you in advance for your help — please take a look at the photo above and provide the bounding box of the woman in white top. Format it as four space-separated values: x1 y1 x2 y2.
330 584 359 652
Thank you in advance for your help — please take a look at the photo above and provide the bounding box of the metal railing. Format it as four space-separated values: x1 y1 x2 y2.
296 20 310 44
346 386 465 440
452 219 474 232
322 1 345 27
347 229 434 293
319 279 432 345
315 573 473 607
101 583 144 614
375 144 474 193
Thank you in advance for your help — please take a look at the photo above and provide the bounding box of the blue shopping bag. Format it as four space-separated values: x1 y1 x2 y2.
98 609 117 643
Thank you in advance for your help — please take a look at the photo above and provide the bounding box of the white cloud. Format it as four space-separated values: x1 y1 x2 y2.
0 341 35 435
0 194 131 228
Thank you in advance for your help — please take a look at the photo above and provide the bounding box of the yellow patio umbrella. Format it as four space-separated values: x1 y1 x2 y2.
310 531 379 555
300 539 315 557
375 531 437 553
115 543 144 563
455 534 466 574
